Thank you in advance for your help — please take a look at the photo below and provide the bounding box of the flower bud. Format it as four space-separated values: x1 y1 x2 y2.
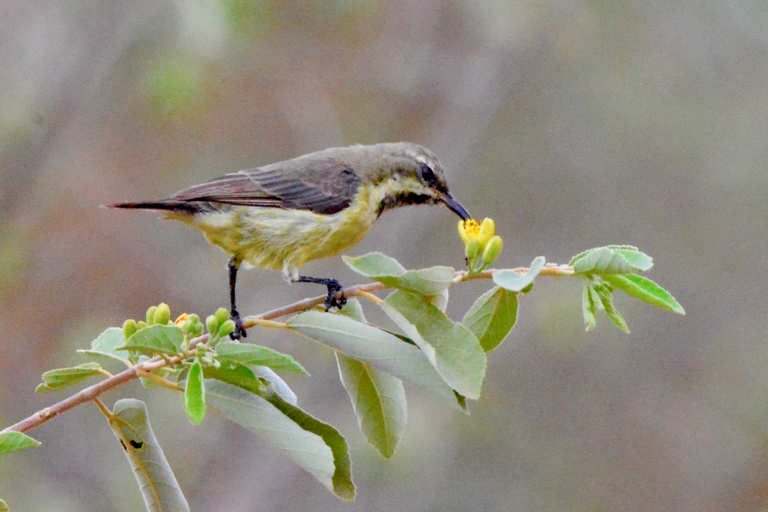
136 321 148 331
122 319 138 340
206 315 218 335
218 320 236 338
215 307 230 326
154 303 171 326
146 306 157 325
188 322 203 338
481 235 503 265
465 238 481 262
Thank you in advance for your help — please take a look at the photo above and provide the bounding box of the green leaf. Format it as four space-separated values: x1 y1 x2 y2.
36 362 104 394
335 298 367 322
0 498 8 511
264 390 355 501
462 286 519 352
336 299 417 346
336 353 406 459
254 367 297 405
118 324 183 356
601 274 685 314
216 343 308 375
203 364 265 394
286 311 466 411
582 281 598 331
594 284 629 333
0 431 40 453
381 290 486 400
342 252 455 296
570 246 653 274
426 288 450 312
492 256 546 292
77 327 130 364
206 380 355 501
109 399 190 511
184 360 206 424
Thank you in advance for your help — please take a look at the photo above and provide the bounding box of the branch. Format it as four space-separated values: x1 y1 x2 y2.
2 264 573 434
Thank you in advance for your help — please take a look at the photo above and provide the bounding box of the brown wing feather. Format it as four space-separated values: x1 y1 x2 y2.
170 156 361 215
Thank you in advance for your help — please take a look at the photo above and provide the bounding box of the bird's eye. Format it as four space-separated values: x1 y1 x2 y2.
420 164 436 184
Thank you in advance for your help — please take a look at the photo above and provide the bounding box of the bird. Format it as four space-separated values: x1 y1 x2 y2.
109 142 471 339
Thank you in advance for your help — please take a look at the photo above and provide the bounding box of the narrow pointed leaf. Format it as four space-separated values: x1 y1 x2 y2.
183 360 206 424
109 399 190 512
216 343 308 375
462 286 519 352
381 290 486 400
570 246 653 274
582 281 598 331
594 285 629 333
286 311 466 411
602 274 685 314
206 380 354 500
118 324 183 356
78 327 130 364
337 353 406 458
36 363 104 394
492 256 546 292
0 431 40 453
342 252 455 296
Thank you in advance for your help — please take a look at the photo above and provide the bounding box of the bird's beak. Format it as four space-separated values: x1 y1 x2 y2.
438 191 472 221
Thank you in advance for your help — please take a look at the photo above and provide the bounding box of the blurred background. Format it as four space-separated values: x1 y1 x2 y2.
2 0 768 510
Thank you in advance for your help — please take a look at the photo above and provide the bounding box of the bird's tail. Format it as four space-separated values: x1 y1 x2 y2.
105 200 201 215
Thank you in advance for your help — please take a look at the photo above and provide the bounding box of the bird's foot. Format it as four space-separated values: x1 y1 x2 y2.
324 279 346 311
229 308 247 340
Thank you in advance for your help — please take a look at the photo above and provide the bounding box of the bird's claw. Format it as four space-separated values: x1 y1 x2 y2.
229 308 247 340
324 280 346 311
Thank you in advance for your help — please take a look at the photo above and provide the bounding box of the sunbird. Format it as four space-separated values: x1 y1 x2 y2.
109 142 471 338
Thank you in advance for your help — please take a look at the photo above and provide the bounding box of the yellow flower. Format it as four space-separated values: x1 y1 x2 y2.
457 218 496 250
458 217 504 272
174 313 190 326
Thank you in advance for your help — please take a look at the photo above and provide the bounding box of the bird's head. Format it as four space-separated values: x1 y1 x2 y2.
351 142 472 221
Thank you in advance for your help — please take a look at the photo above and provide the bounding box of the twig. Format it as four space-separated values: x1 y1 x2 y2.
1 264 573 435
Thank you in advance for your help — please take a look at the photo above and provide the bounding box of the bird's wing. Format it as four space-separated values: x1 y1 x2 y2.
170 157 362 215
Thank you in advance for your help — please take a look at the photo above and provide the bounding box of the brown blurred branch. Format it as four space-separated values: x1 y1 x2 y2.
1 264 573 435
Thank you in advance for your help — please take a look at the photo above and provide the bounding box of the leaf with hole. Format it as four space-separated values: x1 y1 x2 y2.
109 399 190 511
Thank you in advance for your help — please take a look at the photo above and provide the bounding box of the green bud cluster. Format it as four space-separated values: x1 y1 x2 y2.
123 302 176 341
206 307 235 342
181 314 203 339
122 319 138 340
145 303 172 326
